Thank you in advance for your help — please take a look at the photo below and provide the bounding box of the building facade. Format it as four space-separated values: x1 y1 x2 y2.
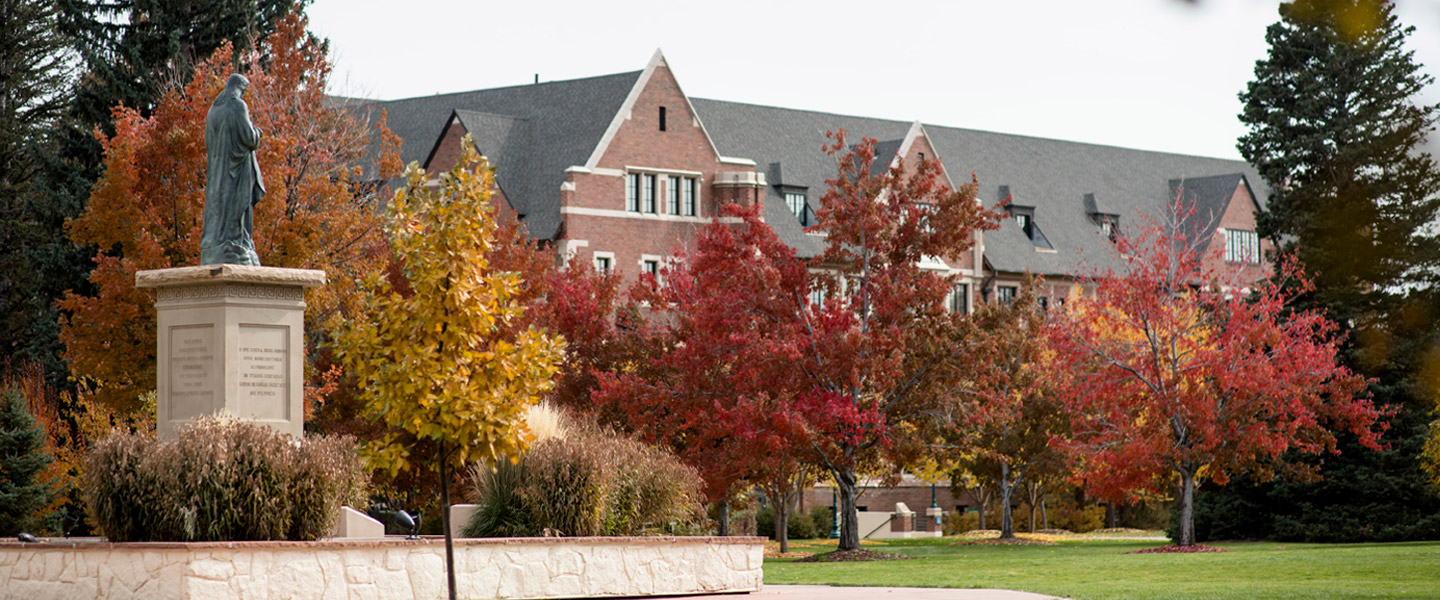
353 50 1272 309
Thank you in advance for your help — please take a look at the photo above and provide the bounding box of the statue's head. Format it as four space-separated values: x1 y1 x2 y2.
226 74 250 95
215 74 250 105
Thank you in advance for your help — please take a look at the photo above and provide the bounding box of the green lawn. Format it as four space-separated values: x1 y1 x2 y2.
764 537 1440 599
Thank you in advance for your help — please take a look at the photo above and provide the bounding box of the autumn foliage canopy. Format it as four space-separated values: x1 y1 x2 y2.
1047 202 1385 545
58 10 400 413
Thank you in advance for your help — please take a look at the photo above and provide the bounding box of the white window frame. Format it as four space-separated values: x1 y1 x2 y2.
640 254 663 281
642 174 657 214
593 251 615 273
786 191 807 225
684 177 697 216
1224 229 1260 264
948 282 970 315
996 285 1018 304
667 175 681 215
626 173 640 212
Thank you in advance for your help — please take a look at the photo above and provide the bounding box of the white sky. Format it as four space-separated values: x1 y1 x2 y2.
307 0 1440 161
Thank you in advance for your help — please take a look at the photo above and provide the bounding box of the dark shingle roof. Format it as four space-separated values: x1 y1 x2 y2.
353 69 1266 272
343 71 642 239
691 99 913 257
1168 173 1249 252
691 98 1269 271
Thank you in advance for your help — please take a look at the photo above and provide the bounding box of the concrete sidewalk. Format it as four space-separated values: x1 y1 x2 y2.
672 585 1059 599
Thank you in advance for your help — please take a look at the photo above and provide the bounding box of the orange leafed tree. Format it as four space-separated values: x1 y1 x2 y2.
59 9 401 414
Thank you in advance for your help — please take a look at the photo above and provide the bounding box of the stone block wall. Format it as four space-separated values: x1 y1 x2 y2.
0 536 764 600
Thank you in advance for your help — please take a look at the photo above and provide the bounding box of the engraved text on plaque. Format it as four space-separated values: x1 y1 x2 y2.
237 324 288 420
170 325 216 419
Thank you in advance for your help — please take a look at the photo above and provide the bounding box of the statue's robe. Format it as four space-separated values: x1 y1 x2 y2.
200 89 265 265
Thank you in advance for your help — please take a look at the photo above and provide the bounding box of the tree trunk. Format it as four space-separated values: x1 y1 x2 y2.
1106 501 1117 529
1177 467 1197 547
835 467 860 551
1041 499 1048 530
998 463 1015 539
439 440 457 600
776 496 790 554
1029 501 1038 533
716 501 729 536
973 483 996 529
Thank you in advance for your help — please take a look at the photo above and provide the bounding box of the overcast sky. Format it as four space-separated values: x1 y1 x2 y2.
307 0 1440 161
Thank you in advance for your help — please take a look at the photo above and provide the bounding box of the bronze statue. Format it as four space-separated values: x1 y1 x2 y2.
201 74 265 265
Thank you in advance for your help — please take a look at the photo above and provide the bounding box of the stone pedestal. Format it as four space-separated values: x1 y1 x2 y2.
925 506 945 532
136 265 325 439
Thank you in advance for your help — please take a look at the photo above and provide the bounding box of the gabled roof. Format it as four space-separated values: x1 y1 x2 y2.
1168 173 1250 252
691 98 1269 271
690 99 913 257
342 70 642 239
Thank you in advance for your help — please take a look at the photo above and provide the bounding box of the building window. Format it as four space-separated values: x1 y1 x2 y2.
810 287 825 308
683 177 697 216
642 174 657 213
642 259 660 278
1100 219 1115 240
1015 213 1031 237
948 283 969 315
659 106 667 131
667 176 681 215
917 202 935 232
626 173 640 212
786 192 807 225
1226 229 1260 264
594 253 613 273
996 285 1017 304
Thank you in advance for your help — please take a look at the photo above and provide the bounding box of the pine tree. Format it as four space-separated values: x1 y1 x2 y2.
0 0 75 374
1214 0 1440 542
1239 0 1440 318
0 386 55 536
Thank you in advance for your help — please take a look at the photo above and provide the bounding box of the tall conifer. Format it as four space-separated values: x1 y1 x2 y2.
1211 0 1440 542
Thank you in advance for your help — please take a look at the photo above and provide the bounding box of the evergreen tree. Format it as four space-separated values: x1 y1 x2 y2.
1209 0 1440 542
0 0 74 372
0 386 55 536
5 0 304 385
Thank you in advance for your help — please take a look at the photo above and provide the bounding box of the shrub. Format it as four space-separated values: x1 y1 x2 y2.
83 417 365 541
808 503 834 539
756 504 821 540
0 386 56 536
465 417 704 537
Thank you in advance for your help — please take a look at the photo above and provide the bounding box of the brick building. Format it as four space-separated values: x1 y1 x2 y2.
345 50 1274 518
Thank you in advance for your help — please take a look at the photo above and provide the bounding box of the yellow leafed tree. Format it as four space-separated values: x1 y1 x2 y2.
333 138 565 600
335 138 565 475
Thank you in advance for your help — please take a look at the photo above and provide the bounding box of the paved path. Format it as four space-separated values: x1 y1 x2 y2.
669 585 1059 599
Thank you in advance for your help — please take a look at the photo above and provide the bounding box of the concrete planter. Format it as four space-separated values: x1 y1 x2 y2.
0 536 764 600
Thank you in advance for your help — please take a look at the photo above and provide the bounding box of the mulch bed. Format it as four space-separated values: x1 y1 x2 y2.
764 549 815 559
794 549 913 562
1125 544 1229 554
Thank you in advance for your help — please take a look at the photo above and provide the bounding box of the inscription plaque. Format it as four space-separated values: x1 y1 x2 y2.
169 325 216 419
238 324 288 420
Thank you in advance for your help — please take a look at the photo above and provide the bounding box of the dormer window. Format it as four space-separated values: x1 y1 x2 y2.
1096 214 1120 241
784 189 809 226
1007 204 1052 250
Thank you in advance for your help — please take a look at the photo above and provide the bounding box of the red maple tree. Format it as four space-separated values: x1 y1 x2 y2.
592 204 811 547
1047 201 1386 547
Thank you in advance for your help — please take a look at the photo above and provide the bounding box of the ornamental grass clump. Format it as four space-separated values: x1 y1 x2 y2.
464 407 704 537
83 416 366 542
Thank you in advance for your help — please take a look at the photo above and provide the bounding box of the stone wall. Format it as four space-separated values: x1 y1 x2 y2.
0 536 764 600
